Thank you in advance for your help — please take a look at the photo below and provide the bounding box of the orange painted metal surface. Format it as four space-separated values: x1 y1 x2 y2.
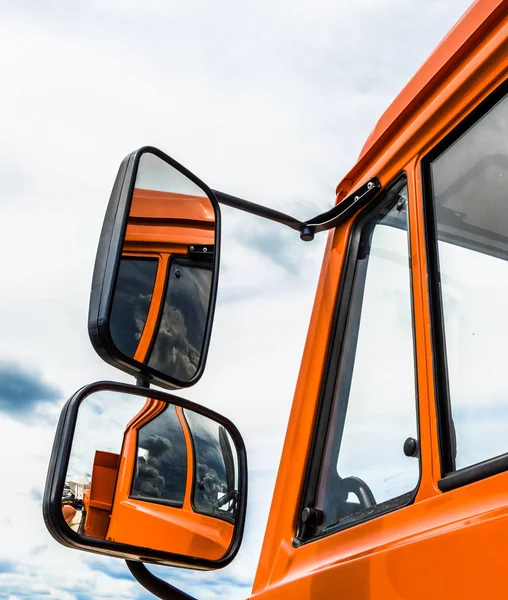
127 188 214 249
250 2 508 599
83 450 120 539
103 398 234 560
62 505 76 524
356 0 506 163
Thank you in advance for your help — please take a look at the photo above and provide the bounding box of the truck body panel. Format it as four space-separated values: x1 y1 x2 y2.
251 2 508 597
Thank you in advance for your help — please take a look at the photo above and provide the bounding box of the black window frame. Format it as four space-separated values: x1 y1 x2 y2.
295 173 421 545
422 78 508 493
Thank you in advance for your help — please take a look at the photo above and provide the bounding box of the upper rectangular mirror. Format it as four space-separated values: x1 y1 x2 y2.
43 381 246 569
89 147 220 389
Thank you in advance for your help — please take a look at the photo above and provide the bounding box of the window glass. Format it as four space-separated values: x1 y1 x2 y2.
315 183 419 534
429 92 508 470
131 404 187 504
147 260 212 382
110 257 158 358
184 409 238 523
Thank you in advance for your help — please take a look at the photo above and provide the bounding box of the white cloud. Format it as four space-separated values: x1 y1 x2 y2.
0 0 474 598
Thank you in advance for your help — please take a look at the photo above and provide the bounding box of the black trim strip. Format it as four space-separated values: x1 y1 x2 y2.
439 453 508 492
421 160 456 475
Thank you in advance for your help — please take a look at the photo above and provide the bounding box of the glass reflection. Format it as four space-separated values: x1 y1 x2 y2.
147 260 212 380
109 151 216 383
184 410 238 522
110 258 158 358
61 389 238 561
131 404 187 504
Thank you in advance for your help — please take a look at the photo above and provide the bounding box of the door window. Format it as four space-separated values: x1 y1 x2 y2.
310 180 419 537
425 84 508 474
109 257 158 358
146 259 213 381
184 409 239 523
131 404 187 505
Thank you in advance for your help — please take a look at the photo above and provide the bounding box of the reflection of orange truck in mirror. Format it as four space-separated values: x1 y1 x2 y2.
110 188 215 380
81 396 234 561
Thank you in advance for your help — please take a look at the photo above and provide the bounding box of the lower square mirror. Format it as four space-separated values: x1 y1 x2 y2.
43 382 247 569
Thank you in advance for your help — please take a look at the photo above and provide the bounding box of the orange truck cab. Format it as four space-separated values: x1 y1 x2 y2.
44 1 508 598
249 1 508 598
82 396 234 561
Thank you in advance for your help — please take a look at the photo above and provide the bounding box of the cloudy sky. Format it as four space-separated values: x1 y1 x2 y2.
0 1 473 598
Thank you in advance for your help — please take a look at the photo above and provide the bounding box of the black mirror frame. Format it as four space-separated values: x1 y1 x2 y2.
88 146 221 390
43 380 247 570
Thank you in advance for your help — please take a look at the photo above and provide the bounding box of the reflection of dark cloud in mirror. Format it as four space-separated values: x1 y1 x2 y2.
131 404 187 504
184 410 238 522
196 463 225 503
147 261 212 381
110 258 158 358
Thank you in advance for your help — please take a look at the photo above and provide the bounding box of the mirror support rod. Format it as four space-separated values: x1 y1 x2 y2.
213 177 381 242
212 190 305 233
126 379 198 600
126 561 198 600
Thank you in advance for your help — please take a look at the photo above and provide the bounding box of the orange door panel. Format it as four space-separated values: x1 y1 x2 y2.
105 402 233 560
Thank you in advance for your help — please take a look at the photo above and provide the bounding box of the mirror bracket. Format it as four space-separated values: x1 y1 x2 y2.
126 561 197 600
135 375 151 388
212 176 381 242
304 177 381 238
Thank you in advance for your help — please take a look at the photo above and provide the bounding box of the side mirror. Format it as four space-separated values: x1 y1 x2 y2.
89 147 221 389
43 382 246 569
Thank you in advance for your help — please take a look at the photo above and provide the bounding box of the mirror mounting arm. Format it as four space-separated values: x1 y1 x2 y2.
126 561 198 600
212 177 381 243
212 190 305 233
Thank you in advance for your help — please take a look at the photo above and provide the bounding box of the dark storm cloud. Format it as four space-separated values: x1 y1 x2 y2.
0 360 61 418
143 433 172 456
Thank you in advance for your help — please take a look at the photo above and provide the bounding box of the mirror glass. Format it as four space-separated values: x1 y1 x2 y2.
109 152 216 383
60 389 239 561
